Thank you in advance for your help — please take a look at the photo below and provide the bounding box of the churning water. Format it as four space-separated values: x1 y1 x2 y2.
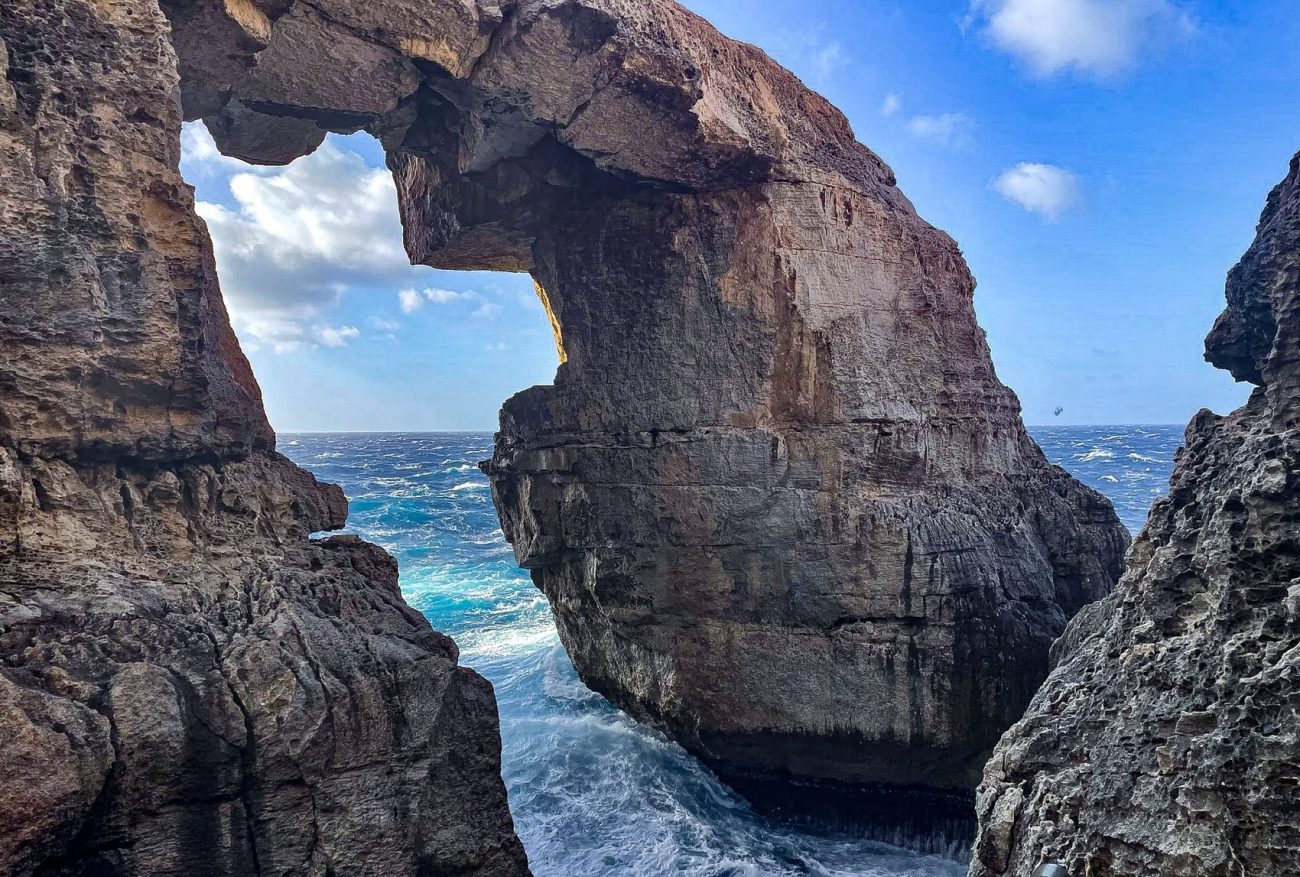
283 425 1181 876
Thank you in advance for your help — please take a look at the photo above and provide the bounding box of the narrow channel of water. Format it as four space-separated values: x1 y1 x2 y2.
285 425 1178 876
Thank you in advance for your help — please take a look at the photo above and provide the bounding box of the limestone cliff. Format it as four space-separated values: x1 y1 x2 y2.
2 0 1130 860
970 155 1300 876
156 0 1126 837
0 1 526 874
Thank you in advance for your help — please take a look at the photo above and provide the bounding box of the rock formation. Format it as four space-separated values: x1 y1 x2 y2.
970 155 1300 876
2 0 1130 860
0 1 526 874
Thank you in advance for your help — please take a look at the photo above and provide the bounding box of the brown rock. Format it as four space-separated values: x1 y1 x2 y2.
3 0 1129 867
970 155 1300 876
160 0 1126 843
0 1 527 874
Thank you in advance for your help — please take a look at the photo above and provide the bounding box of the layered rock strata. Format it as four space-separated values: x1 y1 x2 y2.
4 0 1129 854
971 155 1300 876
0 1 526 874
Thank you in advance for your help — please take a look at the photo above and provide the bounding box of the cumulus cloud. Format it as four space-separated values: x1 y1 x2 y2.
397 288 424 314
184 123 435 351
423 287 462 304
398 286 467 314
967 0 1196 78
880 93 902 117
993 162 1082 219
906 112 977 147
315 325 361 347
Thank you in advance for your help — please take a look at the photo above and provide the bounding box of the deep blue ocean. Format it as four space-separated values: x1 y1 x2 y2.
282 425 1182 877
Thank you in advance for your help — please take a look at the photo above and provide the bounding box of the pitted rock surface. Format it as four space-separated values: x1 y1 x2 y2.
0 1 526 874
970 155 1300 877
3 0 1128 861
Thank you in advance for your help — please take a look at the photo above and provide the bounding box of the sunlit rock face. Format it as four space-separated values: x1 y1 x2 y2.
0 2 525 874
971 155 1300 877
2 0 1127 863
168 0 1126 837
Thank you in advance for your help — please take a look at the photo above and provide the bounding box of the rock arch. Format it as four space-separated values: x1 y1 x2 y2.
163 0 1127 831
0 0 1128 871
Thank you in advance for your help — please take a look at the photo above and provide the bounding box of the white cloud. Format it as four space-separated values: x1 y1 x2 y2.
315 325 361 347
906 112 977 147
423 287 462 304
881 93 902 117
769 25 852 85
180 124 274 178
185 122 434 352
967 0 1196 78
993 162 1082 219
398 285 466 314
812 42 848 80
398 288 424 313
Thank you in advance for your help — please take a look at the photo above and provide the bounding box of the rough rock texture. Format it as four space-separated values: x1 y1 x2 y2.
4 0 1128 856
133 0 1127 838
970 155 1300 877
0 1 527 874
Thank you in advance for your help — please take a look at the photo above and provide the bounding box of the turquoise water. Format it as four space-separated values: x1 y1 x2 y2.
283 425 1181 876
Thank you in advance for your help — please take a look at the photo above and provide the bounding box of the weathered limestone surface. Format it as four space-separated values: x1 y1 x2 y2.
0 1 526 874
157 0 1126 834
4 0 1129 860
971 155 1300 876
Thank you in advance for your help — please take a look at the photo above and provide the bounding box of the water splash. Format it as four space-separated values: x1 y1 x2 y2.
286 426 1180 876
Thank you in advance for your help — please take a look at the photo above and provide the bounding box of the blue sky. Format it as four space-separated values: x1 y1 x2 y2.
180 0 1300 432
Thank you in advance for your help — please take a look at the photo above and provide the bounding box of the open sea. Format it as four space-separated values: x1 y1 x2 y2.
282 425 1182 877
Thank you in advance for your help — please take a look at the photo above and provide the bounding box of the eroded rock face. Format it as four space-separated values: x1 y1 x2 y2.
0 1 526 874
970 155 1300 877
140 0 1127 839
6 0 1127 857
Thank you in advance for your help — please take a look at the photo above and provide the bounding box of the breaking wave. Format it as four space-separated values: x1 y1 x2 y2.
284 426 1180 875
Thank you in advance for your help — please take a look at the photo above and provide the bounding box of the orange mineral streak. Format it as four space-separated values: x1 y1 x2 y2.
534 279 567 365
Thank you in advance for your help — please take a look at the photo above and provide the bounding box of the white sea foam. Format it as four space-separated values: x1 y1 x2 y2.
459 620 559 658
1127 453 1161 463
285 430 1139 877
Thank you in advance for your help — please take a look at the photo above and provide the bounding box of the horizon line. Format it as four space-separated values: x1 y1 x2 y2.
274 423 1188 435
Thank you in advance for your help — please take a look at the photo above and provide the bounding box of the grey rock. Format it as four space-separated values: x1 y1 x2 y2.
970 155 1300 876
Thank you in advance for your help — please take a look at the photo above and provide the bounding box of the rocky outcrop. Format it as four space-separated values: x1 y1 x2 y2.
0 1 526 874
4 0 1127 859
142 0 1126 839
970 155 1300 876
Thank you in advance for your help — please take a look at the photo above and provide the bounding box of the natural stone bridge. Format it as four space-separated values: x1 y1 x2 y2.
171 0 1130 829
36 0 1300 873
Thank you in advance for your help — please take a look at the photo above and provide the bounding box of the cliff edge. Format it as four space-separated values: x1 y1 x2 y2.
971 154 1300 876
0 2 528 874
